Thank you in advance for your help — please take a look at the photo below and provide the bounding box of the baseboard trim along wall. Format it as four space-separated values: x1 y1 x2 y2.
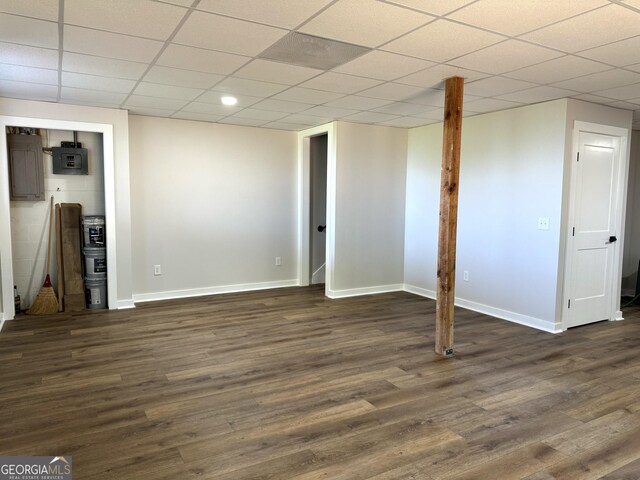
132 279 299 304
116 299 136 309
0 318 4 332
403 284 562 334
327 284 404 299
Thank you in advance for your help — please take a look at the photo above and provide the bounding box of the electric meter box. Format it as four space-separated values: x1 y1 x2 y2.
52 147 88 175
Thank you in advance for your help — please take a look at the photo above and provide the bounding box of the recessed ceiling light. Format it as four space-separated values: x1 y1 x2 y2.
221 96 238 106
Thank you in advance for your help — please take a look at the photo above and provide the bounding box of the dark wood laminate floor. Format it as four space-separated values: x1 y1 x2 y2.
1 286 640 479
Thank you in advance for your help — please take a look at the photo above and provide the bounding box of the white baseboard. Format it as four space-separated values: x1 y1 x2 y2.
403 284 561 334
327 284 404 299
132 279 298 304
116 299 136 309
0 318 4 333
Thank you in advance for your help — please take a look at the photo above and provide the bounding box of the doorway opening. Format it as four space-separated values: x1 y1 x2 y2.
298 123 336 295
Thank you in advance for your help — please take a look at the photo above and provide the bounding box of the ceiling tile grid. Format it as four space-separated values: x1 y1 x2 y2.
0 0 639 131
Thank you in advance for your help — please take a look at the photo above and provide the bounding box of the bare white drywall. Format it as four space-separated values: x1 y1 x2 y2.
128 115 298 301
0 98 133 317
331 122 407 296
10 129 104 309
405 100 568 331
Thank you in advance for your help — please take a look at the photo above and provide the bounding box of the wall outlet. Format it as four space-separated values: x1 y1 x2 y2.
537 217 550 230
275 256 282 266
154 264 162 276
463 270 469 281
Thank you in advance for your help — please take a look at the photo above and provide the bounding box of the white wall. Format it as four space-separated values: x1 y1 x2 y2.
331 122 407 296
10 129 104 309
405 100 569 332
0 98 133 319
128 116 298 301
621 130 640 295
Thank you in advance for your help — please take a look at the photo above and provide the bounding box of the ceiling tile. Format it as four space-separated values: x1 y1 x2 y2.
157 0 194 6
0 13 58 49
383 19 504 63
233 108 289 121
214 77 289 97
579 36 640 67
402 87 443 106
505 55 610 84
324 95 392 110
62 98 123 109
372 102 432 115
448 0 606 36
449 40 563 75
464 97 524 113
219 117 269 127
64 26 163 62
0 0 58 21
357 82 424 101
127 106 179 117
592 83 640 100
234 59 323 85
61 86 128 104
180 102 242 115
497 86 578 103
133 82 204 100
377 115 429 128
553 69 640 92
143 66 223 89
125 94 189 110
628 63 640 74
250 99 315 113
280 113 333 125
197 91 263 107
298 72 383 94
62 52 147 80
196 0 333 29
334 50 433 81
0 80 58 100
157 44 250 75
0 42 58 69
382 0 476 16
173 10 287 56
299 0 434 48
343 111 399 123
272 87 345 103
65 0 186 40
0 64 58 85
570 93 617 103
171 111 225 123
396 64 489 88
262 121 308 131
522 4 640 53
302 105 360 118
62 72 136 93
464 76 538 97
606 100 640 110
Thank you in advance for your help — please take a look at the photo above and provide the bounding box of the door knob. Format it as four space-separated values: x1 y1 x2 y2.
608 235 617 243
317 225 326 232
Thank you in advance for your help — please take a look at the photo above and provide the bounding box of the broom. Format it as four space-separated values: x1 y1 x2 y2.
27 195 59 315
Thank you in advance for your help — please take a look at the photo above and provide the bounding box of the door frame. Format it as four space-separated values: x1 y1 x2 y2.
297 122 336 295
0 116 117 320
562 121 629 330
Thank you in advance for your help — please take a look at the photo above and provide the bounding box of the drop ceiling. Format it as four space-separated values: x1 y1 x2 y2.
1 0 640 131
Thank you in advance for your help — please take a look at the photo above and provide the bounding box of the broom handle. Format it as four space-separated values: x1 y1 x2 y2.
46 195 54 275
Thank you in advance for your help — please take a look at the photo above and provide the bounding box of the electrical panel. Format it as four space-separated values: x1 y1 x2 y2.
7 133 45 201
52 146 88 175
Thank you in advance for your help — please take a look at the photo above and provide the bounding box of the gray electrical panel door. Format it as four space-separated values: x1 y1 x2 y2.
7 134 44 201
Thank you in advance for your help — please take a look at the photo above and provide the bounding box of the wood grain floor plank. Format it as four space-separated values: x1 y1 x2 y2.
1 286 639 479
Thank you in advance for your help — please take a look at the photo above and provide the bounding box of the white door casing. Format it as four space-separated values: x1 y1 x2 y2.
564 122 628 329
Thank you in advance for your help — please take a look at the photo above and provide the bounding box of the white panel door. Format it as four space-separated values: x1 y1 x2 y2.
566 131 621 328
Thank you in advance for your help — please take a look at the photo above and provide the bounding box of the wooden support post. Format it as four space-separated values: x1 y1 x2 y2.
436 76 464 357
